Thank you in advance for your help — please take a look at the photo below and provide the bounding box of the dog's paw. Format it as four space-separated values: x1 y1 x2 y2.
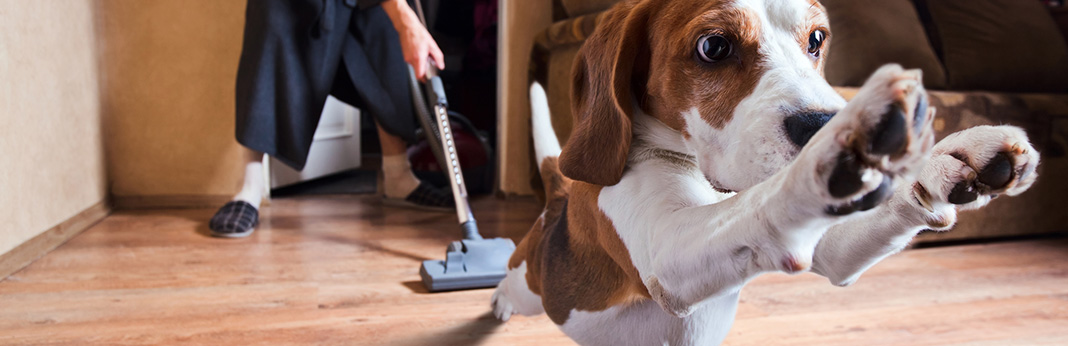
911 126 1040 228
808 64 936 215
491 287 515 321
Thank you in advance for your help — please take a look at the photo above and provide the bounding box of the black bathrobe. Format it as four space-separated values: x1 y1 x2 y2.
234 0 415 170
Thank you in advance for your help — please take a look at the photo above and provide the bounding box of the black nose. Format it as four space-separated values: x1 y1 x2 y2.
784 112 835 147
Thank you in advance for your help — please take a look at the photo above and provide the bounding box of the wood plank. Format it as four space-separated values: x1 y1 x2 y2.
1 195 1066 345
0 200 109 280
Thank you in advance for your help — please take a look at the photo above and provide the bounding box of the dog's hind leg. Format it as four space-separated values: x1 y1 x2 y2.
492 82 570 322
493 260 546 321
493 209 556 322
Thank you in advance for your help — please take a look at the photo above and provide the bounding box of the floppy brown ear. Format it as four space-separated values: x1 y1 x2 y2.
558 2 650 186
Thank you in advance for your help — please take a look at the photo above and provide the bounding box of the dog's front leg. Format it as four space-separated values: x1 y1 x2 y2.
632 175 845 317
623 65 937 317
811 125 1041 286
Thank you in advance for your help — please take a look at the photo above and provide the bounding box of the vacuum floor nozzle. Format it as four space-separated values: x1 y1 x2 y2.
419 238 516 292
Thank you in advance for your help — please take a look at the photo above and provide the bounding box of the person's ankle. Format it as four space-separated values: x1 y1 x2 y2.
381 154 420 198
232 161 265 208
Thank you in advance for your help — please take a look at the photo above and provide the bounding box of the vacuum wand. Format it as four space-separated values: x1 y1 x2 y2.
423 66 481 240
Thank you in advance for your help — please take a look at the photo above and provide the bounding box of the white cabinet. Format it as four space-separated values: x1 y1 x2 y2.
268 96 362 189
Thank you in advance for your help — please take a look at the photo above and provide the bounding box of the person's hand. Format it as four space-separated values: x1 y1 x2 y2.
382 0 444 82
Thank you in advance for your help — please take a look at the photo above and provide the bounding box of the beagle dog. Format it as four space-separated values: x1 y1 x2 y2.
493 0 1042 344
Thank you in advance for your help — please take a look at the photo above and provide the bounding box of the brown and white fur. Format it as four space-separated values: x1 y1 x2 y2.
492 0 1042 345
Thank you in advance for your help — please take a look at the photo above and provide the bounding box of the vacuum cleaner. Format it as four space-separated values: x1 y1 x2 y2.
407 0 515 292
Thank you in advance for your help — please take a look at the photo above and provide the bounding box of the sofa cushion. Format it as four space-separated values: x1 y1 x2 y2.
822 0 948 89
919 0 1068 93
559 0 618 17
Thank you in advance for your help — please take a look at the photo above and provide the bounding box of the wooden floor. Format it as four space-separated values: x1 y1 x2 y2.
2 196 1068 345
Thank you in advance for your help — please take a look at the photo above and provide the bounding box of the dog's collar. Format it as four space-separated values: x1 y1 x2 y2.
647 147 697 167
630 138 697 169
637 146 736 194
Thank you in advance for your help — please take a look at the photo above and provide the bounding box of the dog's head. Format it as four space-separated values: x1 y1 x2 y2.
559 0 847 191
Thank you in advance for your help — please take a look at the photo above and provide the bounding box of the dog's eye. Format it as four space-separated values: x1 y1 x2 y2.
697 35 732 63
808 30 826 56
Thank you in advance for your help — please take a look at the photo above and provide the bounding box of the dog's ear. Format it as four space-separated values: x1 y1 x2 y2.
559 3 651 186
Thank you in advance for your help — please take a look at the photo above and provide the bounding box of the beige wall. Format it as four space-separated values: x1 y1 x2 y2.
0 0 108 255
98 0 248 203
498 0 552 196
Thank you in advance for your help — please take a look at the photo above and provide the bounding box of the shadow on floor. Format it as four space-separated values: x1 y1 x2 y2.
307 234 435 262
402 280 431 294
395 311 504 346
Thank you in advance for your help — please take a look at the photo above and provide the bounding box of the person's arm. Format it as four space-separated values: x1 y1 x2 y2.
380 0 445 81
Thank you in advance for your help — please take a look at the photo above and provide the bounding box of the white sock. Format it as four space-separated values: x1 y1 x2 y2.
233 160 264 209
382 154 420 198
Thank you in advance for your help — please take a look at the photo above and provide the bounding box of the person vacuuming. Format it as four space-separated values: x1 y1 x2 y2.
209 0 454 238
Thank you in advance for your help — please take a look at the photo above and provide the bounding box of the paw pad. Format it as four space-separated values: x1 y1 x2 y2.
945 150 1017 205
826 174 892 215
828 152 864 198
947 181 979 205
869 104 908 155
976 152 1013 190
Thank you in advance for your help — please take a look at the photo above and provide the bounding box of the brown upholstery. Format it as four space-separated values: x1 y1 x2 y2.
534 12 607 51
919 0 1068 93
822 0 947 89
559 0 618 17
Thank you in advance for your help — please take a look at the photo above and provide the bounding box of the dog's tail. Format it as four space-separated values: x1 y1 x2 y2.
530 82 569 197
530 82 561 164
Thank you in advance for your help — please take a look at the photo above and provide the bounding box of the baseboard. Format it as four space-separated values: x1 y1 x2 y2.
0 201 111 280
112 194 234 210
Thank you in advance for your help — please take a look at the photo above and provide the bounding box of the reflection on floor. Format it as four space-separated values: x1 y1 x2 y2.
1 196 1067 345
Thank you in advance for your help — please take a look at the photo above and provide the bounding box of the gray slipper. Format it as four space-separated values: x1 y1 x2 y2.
209 201 259 238
383 182 455 212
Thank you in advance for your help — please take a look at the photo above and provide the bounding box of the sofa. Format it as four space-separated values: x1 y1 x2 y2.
518 0 1068 243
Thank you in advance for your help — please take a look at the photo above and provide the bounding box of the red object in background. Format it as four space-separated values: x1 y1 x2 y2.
407 123 489 173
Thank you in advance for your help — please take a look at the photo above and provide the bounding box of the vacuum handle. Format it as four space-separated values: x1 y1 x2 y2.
410 0 445 106
427 71 447 107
